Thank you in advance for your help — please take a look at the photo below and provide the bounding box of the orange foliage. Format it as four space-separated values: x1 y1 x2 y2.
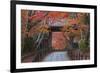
21 10 28 37
29 11 46 21
37 24 50 33
67 18 79 25
47 12 69 19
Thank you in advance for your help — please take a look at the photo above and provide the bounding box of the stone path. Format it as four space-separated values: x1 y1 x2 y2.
42 51 70 62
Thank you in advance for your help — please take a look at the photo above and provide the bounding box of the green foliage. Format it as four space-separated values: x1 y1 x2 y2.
21 37 34 55
26 23 31 32
84 14 90 25
79 39 89 52
32 33 39 41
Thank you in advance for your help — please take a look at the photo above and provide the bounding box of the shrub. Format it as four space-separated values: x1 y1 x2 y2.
79 39 89 53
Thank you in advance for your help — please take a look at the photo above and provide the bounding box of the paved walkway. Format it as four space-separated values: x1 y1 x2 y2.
42 51 70 62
